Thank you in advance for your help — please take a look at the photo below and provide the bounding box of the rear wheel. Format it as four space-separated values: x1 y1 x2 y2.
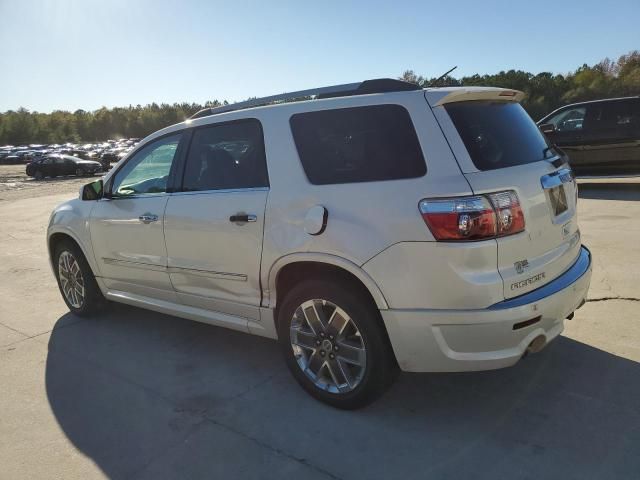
54 240 107 316
277 278 398 409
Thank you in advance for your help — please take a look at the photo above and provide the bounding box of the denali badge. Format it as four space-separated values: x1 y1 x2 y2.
511 272 546 290
514 259 529 274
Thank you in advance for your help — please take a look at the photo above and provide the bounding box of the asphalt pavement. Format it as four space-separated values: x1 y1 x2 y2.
0 178 639 479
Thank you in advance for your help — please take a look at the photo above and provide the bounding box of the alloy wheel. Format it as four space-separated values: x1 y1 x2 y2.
58 251 85 308
290 299 367 394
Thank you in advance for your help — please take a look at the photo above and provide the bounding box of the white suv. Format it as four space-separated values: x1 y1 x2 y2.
47 79 592 409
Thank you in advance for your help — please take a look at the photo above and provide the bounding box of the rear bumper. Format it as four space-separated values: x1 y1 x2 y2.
381 246 592 372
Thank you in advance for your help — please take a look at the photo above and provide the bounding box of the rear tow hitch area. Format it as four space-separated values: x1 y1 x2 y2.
566 297 587 320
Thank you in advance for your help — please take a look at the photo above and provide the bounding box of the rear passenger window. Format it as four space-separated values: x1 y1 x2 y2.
182 119 269 191
290 105 426 185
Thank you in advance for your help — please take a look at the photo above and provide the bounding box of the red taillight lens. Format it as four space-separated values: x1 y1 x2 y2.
419 190 525 241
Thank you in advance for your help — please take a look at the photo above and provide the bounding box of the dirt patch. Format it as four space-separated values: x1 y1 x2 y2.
0 164 103 202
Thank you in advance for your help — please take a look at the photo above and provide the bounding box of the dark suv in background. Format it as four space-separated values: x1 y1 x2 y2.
538 96 640 175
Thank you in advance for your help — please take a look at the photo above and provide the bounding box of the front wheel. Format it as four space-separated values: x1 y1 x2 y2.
277 278 398 409
54 240 107 316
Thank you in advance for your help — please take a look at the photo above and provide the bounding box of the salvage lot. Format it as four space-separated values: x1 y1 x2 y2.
0 172 639 479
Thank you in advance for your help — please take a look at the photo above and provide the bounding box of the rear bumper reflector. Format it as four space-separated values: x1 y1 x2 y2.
513 316 542 330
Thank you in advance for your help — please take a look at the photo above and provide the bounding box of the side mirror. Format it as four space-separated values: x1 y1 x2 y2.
80 179 103 201
539 123 556 135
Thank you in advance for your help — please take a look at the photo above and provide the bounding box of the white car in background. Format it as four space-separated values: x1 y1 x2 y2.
47 79 592 409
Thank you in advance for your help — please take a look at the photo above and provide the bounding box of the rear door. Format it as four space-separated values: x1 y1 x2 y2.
65 158 77 175
431 98 580 300
580 99 640 175
53 157 67 176
163 119 269 321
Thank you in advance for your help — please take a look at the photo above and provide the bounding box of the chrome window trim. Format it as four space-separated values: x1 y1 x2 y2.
169 186 269 197
100 191 170 201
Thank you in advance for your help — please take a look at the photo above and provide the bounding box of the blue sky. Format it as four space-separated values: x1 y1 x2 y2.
1 0 638 112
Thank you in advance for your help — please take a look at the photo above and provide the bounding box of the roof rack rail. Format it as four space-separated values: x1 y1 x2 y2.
189 78 421 119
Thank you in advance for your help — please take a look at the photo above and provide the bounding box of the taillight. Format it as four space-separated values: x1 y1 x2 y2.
487 190 525 237
419 190 525 241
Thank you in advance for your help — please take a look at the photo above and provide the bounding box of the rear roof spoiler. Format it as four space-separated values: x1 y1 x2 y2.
425 87 525 107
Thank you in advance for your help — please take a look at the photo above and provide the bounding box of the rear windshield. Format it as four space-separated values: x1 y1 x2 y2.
445 101 552 171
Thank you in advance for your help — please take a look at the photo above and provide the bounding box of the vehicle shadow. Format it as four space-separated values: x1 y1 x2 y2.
578 181 640 201
45 304 640 479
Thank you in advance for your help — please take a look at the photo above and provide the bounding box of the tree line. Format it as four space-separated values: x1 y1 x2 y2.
401 50 639 120
1 51 638 145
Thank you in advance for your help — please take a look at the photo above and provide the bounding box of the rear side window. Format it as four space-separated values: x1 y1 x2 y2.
182 119 269 191
596 100 640 131
446 101 551 171
290 105 426 185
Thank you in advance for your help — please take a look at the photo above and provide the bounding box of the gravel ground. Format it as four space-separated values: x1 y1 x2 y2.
0 164 104 201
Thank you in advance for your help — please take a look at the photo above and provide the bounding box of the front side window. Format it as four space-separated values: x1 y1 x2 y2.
111 134 181 196
290 105 426 185
546 106 587 132
182 119 268 191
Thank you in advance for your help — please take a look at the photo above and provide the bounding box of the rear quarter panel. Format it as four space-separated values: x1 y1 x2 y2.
256 91 473 307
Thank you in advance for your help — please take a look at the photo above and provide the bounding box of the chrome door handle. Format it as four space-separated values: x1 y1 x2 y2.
138 213 158 224
229 213 257 223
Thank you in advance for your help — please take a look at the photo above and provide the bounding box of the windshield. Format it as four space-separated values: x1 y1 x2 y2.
445 101 553 171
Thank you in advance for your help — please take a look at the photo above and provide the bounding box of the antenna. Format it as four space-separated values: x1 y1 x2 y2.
428 66 458 87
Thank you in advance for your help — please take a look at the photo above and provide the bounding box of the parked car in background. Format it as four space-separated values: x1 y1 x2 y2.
0 154 21 164
538 96 640 175
26 154 102 180
47 79 592 409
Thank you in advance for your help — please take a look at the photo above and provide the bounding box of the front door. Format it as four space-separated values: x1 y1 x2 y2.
163 119 269 320
543 105 590 172
89 132 184 301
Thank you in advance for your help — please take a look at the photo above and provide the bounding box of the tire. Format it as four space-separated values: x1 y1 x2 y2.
34 170 44 180
53 240 107 316
75 168 85 177
277 277 398 409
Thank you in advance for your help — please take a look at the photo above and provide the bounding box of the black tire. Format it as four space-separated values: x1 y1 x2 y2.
34 170 44 180
277 277 398 409
53 240 107 316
